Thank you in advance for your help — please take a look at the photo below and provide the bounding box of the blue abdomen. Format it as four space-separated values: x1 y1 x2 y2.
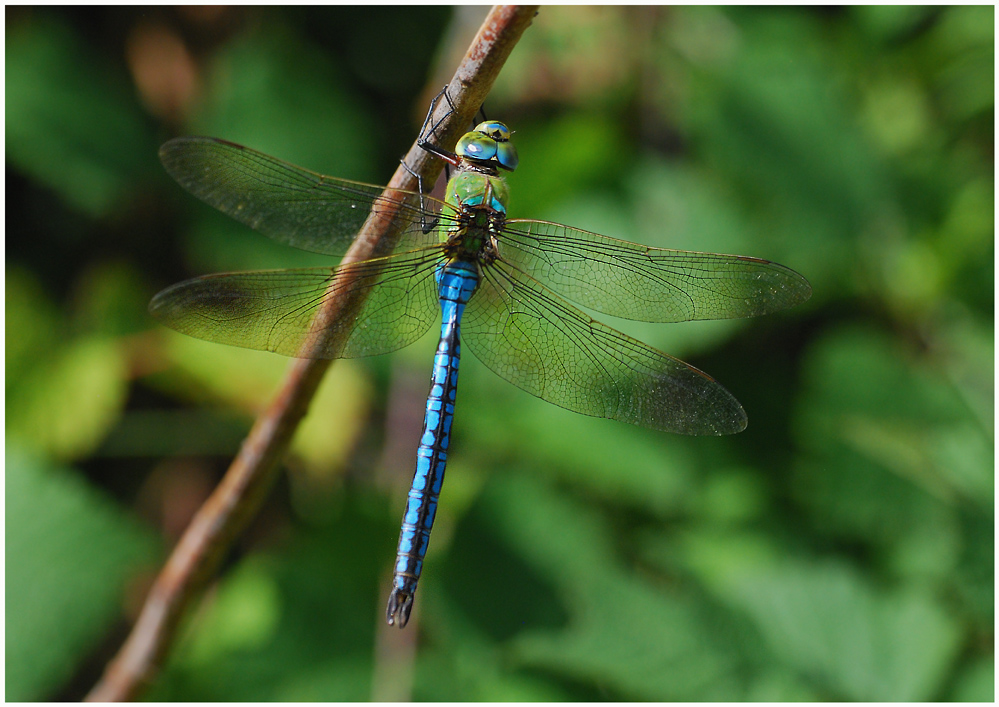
386 259 478 627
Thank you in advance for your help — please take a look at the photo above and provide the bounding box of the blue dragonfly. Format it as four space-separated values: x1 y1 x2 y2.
151 107 811 627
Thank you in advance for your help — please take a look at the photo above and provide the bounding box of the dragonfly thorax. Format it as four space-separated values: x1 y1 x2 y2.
445 169 510 218
440 197 502 267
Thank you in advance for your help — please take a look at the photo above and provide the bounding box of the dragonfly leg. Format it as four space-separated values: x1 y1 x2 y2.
422 85 488 142
398 158 439 234
417 85 456 145
417 86 462 168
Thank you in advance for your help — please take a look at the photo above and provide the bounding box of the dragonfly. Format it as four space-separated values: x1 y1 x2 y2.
151 102 811 628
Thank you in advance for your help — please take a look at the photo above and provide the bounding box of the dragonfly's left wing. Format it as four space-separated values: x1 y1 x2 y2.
149 247 441 359
463 262 747 435
160 137 447 257
500 220 811 323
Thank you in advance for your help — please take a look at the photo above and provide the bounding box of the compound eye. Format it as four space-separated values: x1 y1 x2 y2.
495 141 519 171
455 132 498 161
474 120 511 142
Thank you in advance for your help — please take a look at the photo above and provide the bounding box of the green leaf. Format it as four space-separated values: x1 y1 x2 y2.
471 473 740 701
699 556 961 700
182 559 282 665
5 267 61 383
950 656 995 702
6 16 153 217
5 448 157 700
191 23 375 182
7 335 128 461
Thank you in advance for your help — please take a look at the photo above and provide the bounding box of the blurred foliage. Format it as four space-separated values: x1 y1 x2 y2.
5 5 993 701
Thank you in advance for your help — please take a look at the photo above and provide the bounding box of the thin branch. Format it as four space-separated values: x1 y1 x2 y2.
86 6 537 701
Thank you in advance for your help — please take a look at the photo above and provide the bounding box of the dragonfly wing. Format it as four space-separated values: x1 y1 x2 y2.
160 137 448 256
149 247 441 359
500 219 811 323
463 263 747 435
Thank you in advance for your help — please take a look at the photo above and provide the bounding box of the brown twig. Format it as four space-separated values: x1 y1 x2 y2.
86 6 537 701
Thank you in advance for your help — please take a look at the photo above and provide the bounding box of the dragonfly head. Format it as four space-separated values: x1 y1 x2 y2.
455 120 519 172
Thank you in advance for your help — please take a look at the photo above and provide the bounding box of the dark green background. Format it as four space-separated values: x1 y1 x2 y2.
6 6 993 701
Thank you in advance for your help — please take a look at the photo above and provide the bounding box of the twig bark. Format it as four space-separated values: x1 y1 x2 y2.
86 6 537 701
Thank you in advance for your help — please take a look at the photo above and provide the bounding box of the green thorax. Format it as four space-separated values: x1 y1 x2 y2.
439 170 509 254
444 170 510 216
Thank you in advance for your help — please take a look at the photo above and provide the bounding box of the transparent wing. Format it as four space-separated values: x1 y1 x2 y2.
463 261 747 435
159 136 451 256
500 219 811 322
149 247 442 359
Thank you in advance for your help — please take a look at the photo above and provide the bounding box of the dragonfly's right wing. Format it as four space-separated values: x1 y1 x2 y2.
149 247 441 359
160 137 449 257
464 261 747 435
500 219 811 323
